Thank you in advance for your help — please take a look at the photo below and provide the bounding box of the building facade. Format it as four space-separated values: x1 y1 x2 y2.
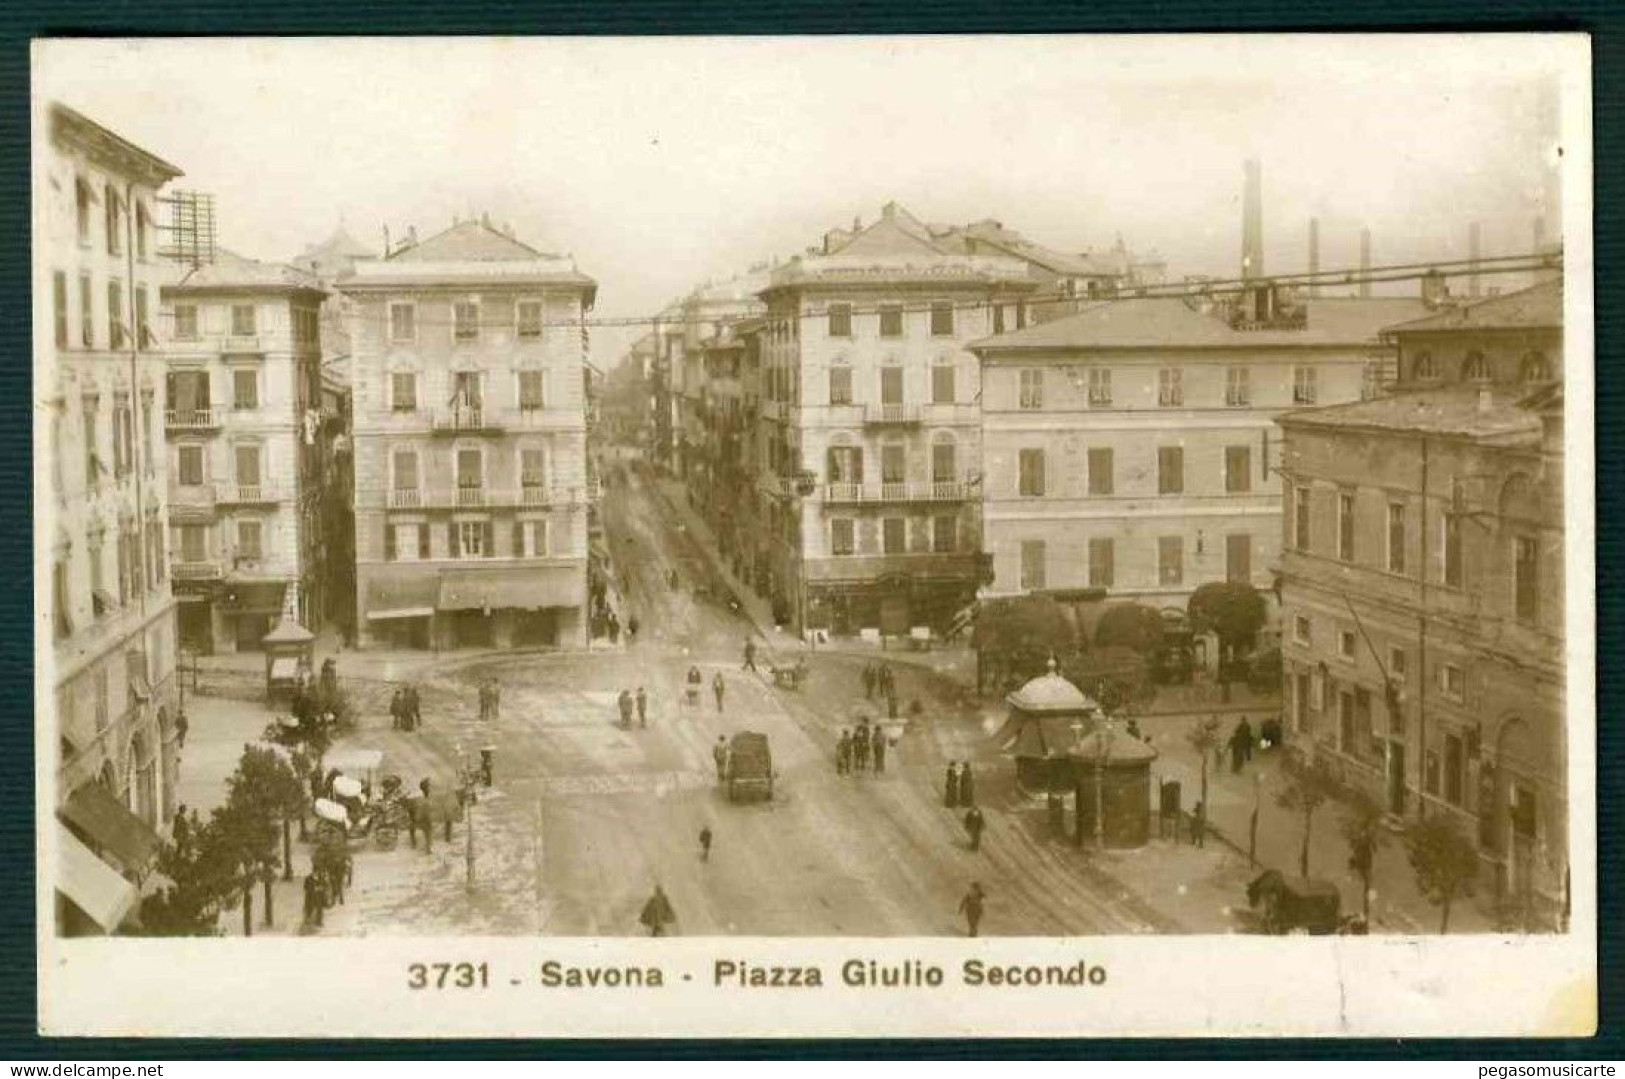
756 202 1036 637
971 288 1425 609
37 104 184 932
1277 280 1566 913
342 218 597 650
161 251 330 652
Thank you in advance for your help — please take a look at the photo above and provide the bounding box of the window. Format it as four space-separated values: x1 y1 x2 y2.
1018 369 1043 409
930 301 954 336
1293 365 1318 404
392 449 419 493
456 448 483 491
82 398 100 486
932 439 956 483
454 300 480 341
1016 301 1028 330
234 444 261 488
932 515 957 553
514 519 549 558
828 303 853 338
874 366 902 408
517 300 544 339
107 280 125 349
389 303 416 343
135 203 149 259
880 443 906 484
1225 366 1251 406
177 445 204 486
1389 646 1408 684
882 517 907 555
831 518 855 556
171 303 197 342
1444 733 1465 806
1158 446 1184 495
1153 368 1181 407
1439 663 1465 701
232 369 259 411
390 371 418 412
1413 351 1437 380
135 287 150 348
179 524 206 563
879 304 904 338
1338 629 1357 661
992 305 1005 334
932 362 955 404
230 304 256 338
1020 539 1046 590
1294 614 1311 645
826 444 863 484
1087 448 1113 495
1338 491 1356 562
520 448 546 498
518 370 546 411
1514 535 1539 623
1158 536 1184 586
104 185 122 255
1288 485 1309 551
1088 538 1115 588
828 366 852 405
53 272 68 348
112 397 132 478
75 176 92 244
1462 351 1491 381
1225 446 1252 494
454 520 493 559
1442 510 1463 588
1087 368 1112 407
236 519 263 561
1522 351 1551 383
79 273 93 348
1018 448 1045 497
1226 532 1252 583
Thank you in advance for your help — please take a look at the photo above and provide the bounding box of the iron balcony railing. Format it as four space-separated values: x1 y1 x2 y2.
171 561 222 580
823 480 968 504
864 402 922 426
215 483 283 505
165 408 220 430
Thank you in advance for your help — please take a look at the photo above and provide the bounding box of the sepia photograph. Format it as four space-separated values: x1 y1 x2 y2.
31 33 1594 1038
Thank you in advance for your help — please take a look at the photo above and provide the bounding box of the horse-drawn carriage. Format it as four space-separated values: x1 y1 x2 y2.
726 731 775 803
1246 869 1344 934
770 658 808 691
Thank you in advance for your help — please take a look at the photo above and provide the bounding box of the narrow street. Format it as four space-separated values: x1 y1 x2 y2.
319 468 1195 937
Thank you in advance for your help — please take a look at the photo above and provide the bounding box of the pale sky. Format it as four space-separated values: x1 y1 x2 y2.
36 35 1576 365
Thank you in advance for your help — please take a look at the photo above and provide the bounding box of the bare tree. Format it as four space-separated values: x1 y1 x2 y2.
1340 789 1386 923
1274 753 1340 878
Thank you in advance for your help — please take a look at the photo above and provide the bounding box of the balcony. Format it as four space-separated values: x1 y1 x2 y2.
215 483 284 505
431 407 505 435
221 335 263 355
386 487 580 511
864 403 922 426
166 408 221 432
172 561 222 581
169 484 217 519
823 480 968 505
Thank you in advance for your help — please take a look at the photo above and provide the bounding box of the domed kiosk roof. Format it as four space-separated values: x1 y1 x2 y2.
1004 659 1100 716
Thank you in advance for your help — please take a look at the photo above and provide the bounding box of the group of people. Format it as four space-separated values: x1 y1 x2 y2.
943 760 977 808
686 667 726 712
617 686 651 729
1225 715 1283 773
477 678 502 721
835 720 889 775
388 685 424 731
860 661 901 718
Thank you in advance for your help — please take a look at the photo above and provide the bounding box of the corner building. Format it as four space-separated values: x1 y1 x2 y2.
342 219 597 650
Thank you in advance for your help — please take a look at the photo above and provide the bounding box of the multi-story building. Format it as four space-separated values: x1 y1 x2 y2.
36 103 184 932
342 217 597 650
932 218 1124 324
672 271 769 492
1277 279 1566 913
970 286 1425 608
692 317 765 575
161 251 330 652
756 202 1037 637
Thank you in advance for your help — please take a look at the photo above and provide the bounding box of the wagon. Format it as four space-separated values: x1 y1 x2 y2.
770 659 808 691
726 731 774 803
1246 869 1342 935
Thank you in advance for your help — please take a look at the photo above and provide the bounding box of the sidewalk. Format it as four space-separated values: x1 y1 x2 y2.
1144 711 1499 934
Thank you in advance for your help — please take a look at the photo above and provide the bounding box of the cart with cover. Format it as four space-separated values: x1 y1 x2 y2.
726 731 774 803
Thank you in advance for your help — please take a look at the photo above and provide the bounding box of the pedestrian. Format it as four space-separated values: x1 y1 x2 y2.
852 722 870 773
320 658 337 702
477 682 489 721
687 665 703 707
618 689 634 729
836 729 851 775
742 638 757 673
640 884 676 937
957 762 976 808
175 709 188 748
302 871 324 930
1126 718 1143 741
886 687 899 720
963 804 986 852
698 825 713 862
1192 799 1207 849
628 614 640 642
171 804 191 855
1238 717 1255 763
608 612 621 644
871 723 887 774
1229 722 1247 774
712 671 726 713
945 761 961 807
389 687 404 731
418 778 435 853
713 736 730 784
491 680 501 721
636 686 648 728
879 663 894 700
862 662 876 700
958 882 986 938
407 685 422 731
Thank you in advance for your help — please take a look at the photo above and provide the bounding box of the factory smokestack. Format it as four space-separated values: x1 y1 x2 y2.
1242 159 1264 280
1307 218 1320 296
1469 222 1482 298
1359 228 1372 298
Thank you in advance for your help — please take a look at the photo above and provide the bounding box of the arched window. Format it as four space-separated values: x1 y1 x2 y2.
1413 351 1437 380
1521 351 1552 383
1462 351 1491 382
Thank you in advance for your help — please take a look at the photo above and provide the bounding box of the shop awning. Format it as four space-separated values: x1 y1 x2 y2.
438 566 584 612
56 824 138 932
61 783 161 878
364 576 440 621
367 607 434 622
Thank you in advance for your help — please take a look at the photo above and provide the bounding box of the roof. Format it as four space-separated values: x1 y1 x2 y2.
167 248 326 295
936 220 1122 279
301 223 377 262
1383 280 1563 336
1277 385 1545 443
50 103 183 186
1005 664 1098 715
832 203 949 257
388 219 551 263
340 219 597 296
972 296 1429 352
1069 728 1158 764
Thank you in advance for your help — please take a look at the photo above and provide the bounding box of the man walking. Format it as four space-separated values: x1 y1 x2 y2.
963 804 986 852
712 671 726 713
390 688 405 731
713 736 730 785
698 825 713 863
944 761 960 807
852 721 870 773
636 686 648 728
958 882 986 938
628 614 640 643
477 682 490 721
871 724 887 775
490 680 501 721
618 689 635 729
861 662 876 701
418 778 435 853
640 884 676 937
742 638 757 673
836 729 851 776
957 762 976 807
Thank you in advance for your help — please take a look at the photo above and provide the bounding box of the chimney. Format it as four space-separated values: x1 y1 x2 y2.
1241 159 1264 280
1307 218 1320 296
1468 222 1482 298
823 228 851 255
1359 228 1372 297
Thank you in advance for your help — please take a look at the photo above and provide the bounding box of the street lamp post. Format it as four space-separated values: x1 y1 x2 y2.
1095 717 1116 849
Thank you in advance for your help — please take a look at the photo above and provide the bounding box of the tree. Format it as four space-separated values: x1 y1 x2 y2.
1093 603 1165 656
1066 646 1155 715
970 596 1078 692
1274 752 1340 878
1185 717 1223 846
1340 790 1386 924
216 744 290 934
1405 813 1479 934
1188 582 1268 701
